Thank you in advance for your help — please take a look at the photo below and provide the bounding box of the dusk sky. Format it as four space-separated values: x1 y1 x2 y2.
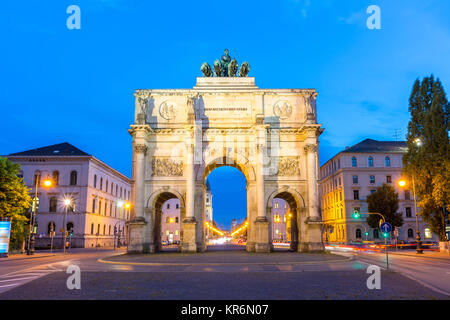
1 1 449 227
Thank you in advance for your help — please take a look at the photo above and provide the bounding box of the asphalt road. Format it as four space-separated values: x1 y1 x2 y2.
350 250 450 296
0 246 448 300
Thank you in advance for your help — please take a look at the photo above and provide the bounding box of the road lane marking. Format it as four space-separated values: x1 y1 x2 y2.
0 277 39 283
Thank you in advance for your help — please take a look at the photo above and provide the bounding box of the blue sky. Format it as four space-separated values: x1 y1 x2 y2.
1 0 449 226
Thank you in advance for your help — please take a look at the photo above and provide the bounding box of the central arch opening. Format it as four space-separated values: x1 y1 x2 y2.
154 192 184 252
204 165 247 251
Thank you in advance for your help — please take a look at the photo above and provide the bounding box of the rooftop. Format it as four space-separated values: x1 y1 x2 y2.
8 142 91 157
341 139 408 154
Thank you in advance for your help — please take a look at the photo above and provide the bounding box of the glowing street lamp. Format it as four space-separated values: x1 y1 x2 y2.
62 197 73 254
398 178 423 254
28 172 52 255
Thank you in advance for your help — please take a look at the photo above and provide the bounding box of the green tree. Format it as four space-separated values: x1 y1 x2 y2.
403 76 450 241
0 157 31 250
366 184 404 230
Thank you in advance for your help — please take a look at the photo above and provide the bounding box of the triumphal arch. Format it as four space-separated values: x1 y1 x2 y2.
128 50 324 254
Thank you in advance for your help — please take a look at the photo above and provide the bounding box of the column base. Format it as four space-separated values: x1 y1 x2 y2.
181 218 197 253
300 220 325 253
127 218 149 254
254 217 271 253
246 242 256 253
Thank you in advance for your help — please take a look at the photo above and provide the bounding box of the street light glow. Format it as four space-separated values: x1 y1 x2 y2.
64 198 72 206
398 180 407 188
43 179 52 187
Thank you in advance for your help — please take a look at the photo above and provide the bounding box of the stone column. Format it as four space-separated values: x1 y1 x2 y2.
181 141 197 253
304 144 324 252
127 143 149 253
254 127 271 253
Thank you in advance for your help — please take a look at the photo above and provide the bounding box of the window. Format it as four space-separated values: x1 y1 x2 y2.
353 190 360 200
385 157 391 167
106 180 108 193
17 170 24 179
92 198 96 213
104 202 108 215
408 228 414 238
116 185 118 196
100 177 103 190
120 187 123 198
67 222 74 233
52 171 59 185
353 176 358 184
91 223 94 235
110 202 113 216
370 175 375 184
166 217 170 223
97 224 100 235
370 190 376 194
368 156 374 167
109 225 111 235
175 230 179 236
167 203 170 209
352 157 357 167
356 229 362 239
70 171 77 186
424 228 432 239
94 175 97 188
405 191 411 200
386 176 392 183
99 201 102 215
373 229 379 239
406 207 412 218
176 203 179 209
275 202 279 209
49 197 57 212
175 217 179 223
103 225 106 235
339 177 341 186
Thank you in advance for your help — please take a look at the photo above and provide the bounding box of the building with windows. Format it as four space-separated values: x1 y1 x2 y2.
161 198 181 244
320 139 438 244
7 143 131 248
271 198 292 242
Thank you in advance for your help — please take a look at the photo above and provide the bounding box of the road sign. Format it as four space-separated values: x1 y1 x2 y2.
380 222 392 234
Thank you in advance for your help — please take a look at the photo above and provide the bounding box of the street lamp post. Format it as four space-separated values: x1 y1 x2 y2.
27 172 52 255
398 178 423 254
62 198 72 255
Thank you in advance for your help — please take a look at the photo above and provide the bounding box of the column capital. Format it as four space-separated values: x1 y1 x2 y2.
304 144 317 154
134 144 148 155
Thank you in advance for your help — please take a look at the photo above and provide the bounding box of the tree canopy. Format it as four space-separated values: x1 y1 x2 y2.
0 157 31 249
403 76 450 241
366 184 404 230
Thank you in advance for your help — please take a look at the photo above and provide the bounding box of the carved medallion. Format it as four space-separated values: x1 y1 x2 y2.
151 158 184 177
273 101 292 119
159 101 177 120
278 157 301 176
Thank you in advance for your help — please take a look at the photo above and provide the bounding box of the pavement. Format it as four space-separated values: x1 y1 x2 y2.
0 245 448 300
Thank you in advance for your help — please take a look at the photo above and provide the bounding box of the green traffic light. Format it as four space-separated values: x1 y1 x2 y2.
353 212 360 219
383 232 389 238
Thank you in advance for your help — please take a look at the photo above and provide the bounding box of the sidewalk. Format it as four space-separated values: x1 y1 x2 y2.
388 250 450 260
0 252 58 262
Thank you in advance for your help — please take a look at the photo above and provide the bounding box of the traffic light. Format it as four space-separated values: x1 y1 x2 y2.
382 232 389 238
365 232 369 237
69 228 73 237
352 210 360 219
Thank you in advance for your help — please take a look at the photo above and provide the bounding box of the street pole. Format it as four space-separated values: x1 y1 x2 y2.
63 205 68 255
27 173 39 255
412 177 423 254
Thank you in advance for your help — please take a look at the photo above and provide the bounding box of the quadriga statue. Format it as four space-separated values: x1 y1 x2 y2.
239 62 250 77
200 62 213 77
228 58 238 77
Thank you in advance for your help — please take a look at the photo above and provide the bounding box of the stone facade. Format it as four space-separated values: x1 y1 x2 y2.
7 143 131 249
128 77 324 253
320 139 439 244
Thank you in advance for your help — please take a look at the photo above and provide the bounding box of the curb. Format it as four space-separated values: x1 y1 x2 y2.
387 252 450 261
97 255 353 267
0 254 57 263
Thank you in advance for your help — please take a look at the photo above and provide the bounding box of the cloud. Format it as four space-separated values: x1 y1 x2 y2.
338 11 365 25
